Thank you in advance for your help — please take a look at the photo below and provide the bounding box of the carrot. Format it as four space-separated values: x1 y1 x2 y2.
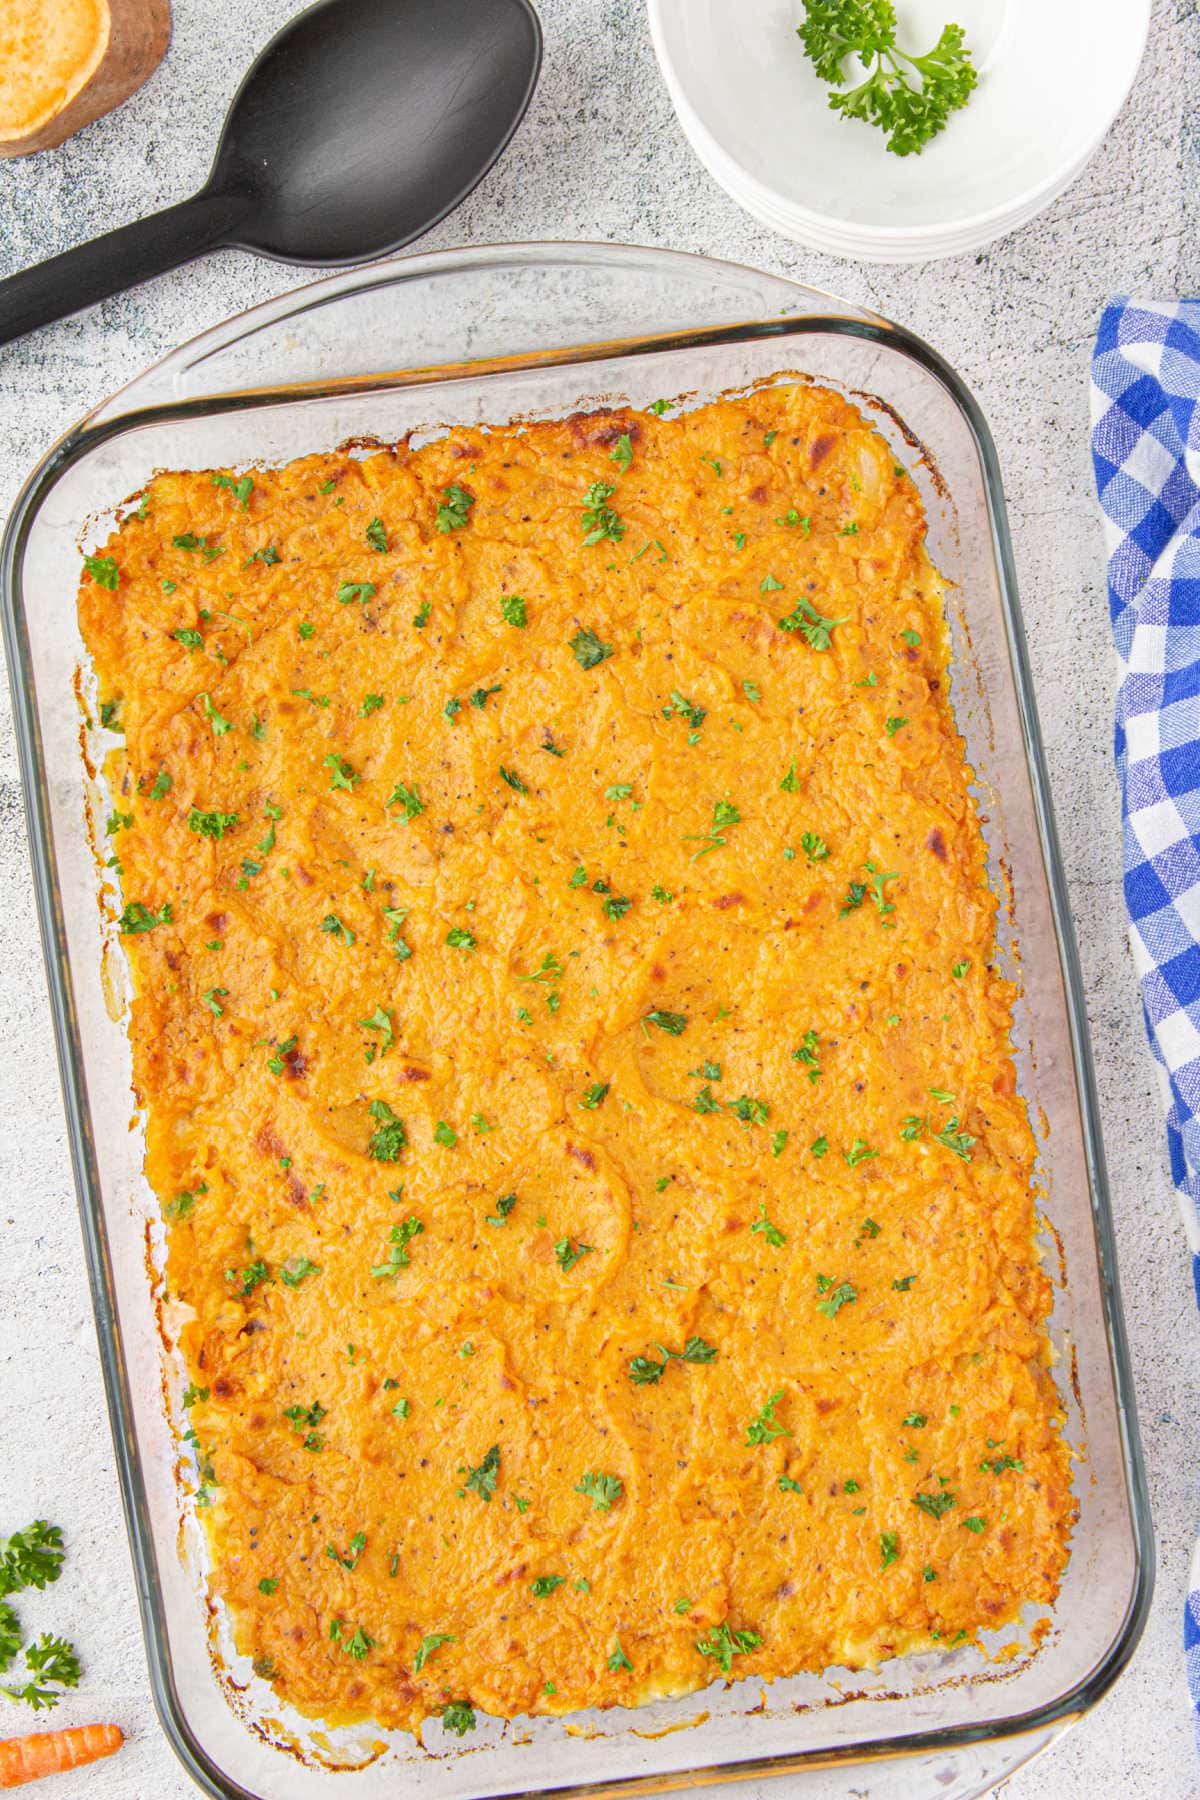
0 1724 122 1787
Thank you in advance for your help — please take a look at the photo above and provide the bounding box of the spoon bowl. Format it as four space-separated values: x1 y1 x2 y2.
0 0 542 344
212 0 543 264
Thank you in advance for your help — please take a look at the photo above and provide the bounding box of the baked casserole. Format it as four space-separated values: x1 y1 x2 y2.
77 383 1073 1737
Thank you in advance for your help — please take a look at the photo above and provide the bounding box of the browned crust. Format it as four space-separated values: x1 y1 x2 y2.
0 0 171 158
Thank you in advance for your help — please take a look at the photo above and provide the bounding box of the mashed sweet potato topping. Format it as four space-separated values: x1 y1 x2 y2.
77 383 1072 1739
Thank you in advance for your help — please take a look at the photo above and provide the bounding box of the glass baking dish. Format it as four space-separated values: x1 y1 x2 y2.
0 243 1151 1800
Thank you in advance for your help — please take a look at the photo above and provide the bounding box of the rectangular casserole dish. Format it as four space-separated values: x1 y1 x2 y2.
0 243 1152 1800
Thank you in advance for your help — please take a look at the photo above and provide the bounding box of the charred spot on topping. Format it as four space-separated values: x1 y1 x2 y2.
567 1144 596 1170
712 893 744 910
204 911 228 932
399 1066 430 1082
254 1122 287 1160
809 433 837 468
926 827 947 861
282 1047 307 1079
650 963 667 981
293 864 314 886
748 484 769 504
212 1377 233 1398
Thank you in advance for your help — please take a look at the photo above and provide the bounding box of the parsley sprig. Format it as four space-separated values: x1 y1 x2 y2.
796 2 977 158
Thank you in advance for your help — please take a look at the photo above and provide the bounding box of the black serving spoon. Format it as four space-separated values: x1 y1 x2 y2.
0 0 542 348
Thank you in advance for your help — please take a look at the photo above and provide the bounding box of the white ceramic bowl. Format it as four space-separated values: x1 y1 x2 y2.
648 0 1151 262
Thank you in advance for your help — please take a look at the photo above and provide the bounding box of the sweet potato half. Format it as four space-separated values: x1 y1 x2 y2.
0 0 170 158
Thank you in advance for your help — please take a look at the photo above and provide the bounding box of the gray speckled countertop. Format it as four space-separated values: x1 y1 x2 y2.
0 1 1196 1794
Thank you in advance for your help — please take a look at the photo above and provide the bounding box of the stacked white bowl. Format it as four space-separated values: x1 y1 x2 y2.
647 0 1151 264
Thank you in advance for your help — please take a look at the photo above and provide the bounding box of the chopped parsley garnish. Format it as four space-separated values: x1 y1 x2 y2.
441 1701 476 1735
358 1006 394 1061
436 485 474 532
446 926 477 952
750 1202 786 1247
576 1471 623 1512
893 1274 917 1291
173 625 203 651
913 1489 957 1520
643 1009 688 1036
608 1639 632 1673
902 628 922 646
695 1622 761 1675
118 900 172 935
815 1278 857 1319
554 1237 595 1272
188 807 239 839
370 1209 426 1281
501 593 527 626
280 1256 320 1289
283 1399 326 1451
83 554 119 590
464 1444 500 1503
880 1531 899 1569
486 1192 517 1227
610 432 633 471
531 1575 565 1597
886 716 908 737
570 625 614 669
961 1516 987 1533
387 780 424 820
499 765 528 793
199 692 232 736
413 1633 455 1672
173 534 224 561
360 693 385 717
793 1029 821 1083
746 1391 791 1447
664 690 706 733
367 1099 407 1161
779 762 798 792
146 768 171 801
778 1474 803 1494
800 831 829 862
212 471 253 509
226 1259 271 1298
684 797 741 860
727 1093 769 1127
326 1531 366 1572
579 1081 610 1110
777 594 847 651
413 600 431 628
365 516 388 552
320 913 355 945
434 1121 457 1148
324 753 359 792
628 1338 717 1384
581 481 624 545
202 987 227 1017
518 950 564 984
337 580 376 605
844 1138 878 1167
952 958 970 978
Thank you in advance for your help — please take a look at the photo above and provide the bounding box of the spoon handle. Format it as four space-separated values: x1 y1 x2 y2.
0 190 248 349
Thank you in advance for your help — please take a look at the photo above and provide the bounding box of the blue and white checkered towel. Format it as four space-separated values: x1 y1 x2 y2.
1090 298 1200 1746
